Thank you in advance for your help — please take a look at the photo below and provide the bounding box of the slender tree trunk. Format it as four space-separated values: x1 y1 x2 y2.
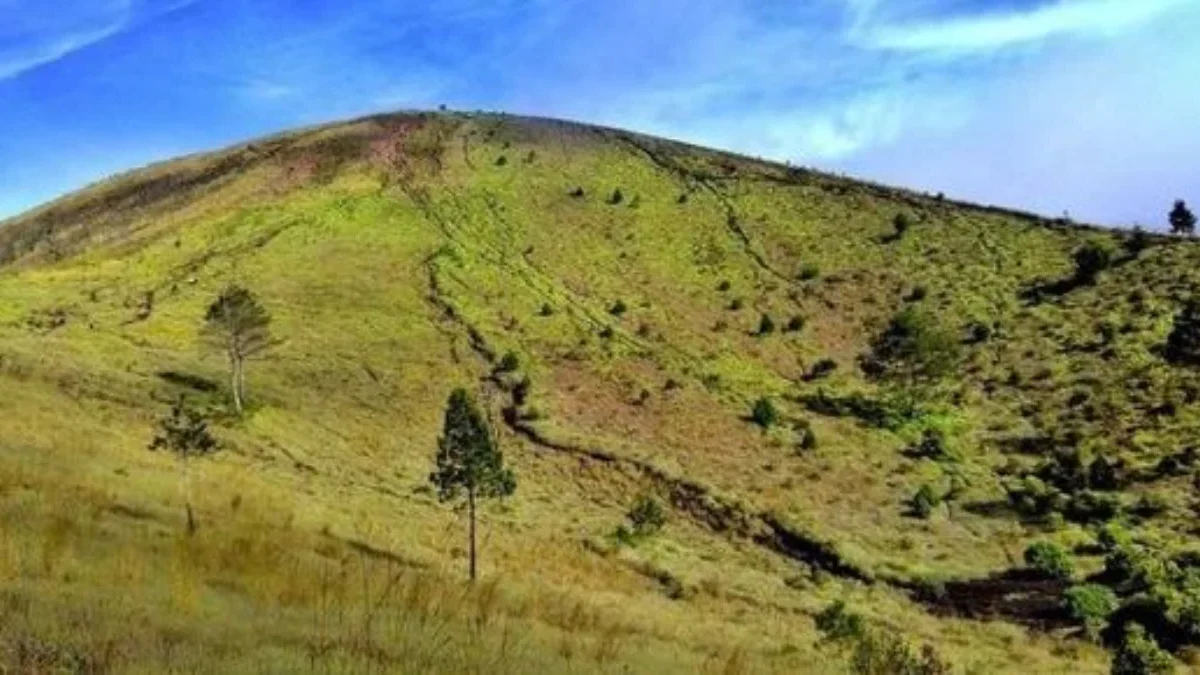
182 459 196 536
468 487 477 582
230 354 244 415
236 357 247 412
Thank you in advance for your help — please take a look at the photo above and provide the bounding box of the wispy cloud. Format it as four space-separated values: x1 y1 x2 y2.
858 0 1193 53
0 1 132 80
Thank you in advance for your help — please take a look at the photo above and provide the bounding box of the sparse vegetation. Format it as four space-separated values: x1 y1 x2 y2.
861 307 961 414
0 111 1183 673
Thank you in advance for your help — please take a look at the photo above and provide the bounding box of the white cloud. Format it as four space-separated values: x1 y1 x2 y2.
860 0 1193 53
0 22 127 80
0 0 133 80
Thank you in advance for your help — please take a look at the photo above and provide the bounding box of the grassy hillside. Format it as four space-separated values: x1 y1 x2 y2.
1 110 1198 673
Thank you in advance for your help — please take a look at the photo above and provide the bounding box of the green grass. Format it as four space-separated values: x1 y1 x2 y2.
4 109 1198 672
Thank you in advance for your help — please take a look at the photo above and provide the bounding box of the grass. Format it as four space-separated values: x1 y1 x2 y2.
3 109 1195 671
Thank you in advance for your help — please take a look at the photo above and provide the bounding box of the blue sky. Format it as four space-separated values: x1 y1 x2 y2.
1 0 1198 226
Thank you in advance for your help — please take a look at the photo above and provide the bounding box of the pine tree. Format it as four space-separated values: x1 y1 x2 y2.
149 396 218 535
1169 200 1196 236
430 388 516 581
204 285 272 415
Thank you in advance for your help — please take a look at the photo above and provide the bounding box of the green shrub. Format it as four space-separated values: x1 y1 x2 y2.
729 298 745 311
1064 584 1119 637
497 351 521 373
804 358 838 381
908 429 951 460
860 307 961 412
1073 241 1114 284
1111 623 1176 675
799 264 820 281
785 316 806 333
1024 541 1075 580
627 496 666 537
752 397 779 428
1165 300 1200 366
892 213 912 238
815 601 865 642
757 314 776 336
609 299 628 316
799 426 818 451
910 484 941 519
717 280 732 292
850 632 950 675
538 302 555 316
1126 227 1150 257
608 189 625 205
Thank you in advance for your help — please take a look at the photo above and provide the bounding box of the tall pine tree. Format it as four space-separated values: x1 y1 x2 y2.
430 388 516 581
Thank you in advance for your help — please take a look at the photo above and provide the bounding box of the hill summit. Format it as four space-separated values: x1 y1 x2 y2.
2 111 1198 673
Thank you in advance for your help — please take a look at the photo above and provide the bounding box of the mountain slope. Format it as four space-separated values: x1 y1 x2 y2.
1 111 1197 673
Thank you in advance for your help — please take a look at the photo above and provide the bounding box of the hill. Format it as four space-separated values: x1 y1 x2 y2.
1 110 1199 673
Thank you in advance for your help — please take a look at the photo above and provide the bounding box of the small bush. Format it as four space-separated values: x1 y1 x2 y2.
965 321 992 344
799 426 818 451
539 303 555 316
1111 623 1176 675
757 314 776 336
729 298 745 311
497 351 521 373
799 264 820 281
1126 227 1150 257
804 358 838 381
1073 241 1114 284
905 286 928 303
908 429 952 461
751 397 779 428
785 316 806 333
599 326 615 339
717 280 732 292
815 601 865 642
1165 300 1200 366
893 213 912 238
1025 541 1075 580
569 186 585 198
627 496 667 537
609 300 628 317
1064 583 1119 637
608 189 624 205
910 484 941 519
